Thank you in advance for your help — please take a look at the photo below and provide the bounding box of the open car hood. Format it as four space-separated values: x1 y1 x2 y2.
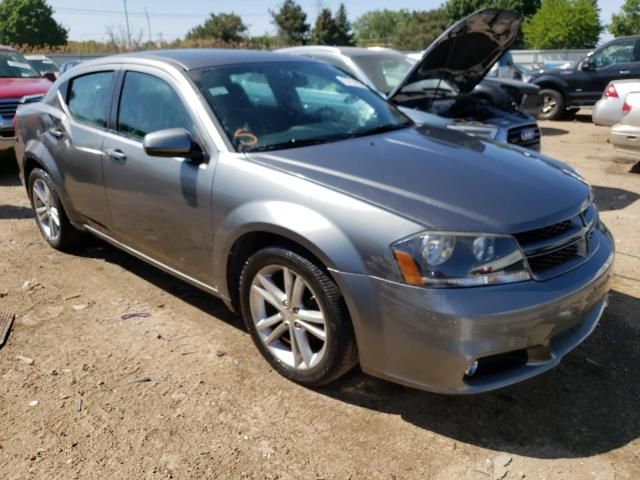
388 8 522 98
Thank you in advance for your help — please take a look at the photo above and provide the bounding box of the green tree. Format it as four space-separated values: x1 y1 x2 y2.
352 9 411 46
0 0 67 47
609 0 640 37
270 0 310 45
334 3 355 46
185 13 247 42
523 0 602 49
393 9 449 50
444 0 541 21
312 8 339 44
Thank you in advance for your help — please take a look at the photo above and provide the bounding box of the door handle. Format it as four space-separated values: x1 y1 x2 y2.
48 127 64 139
620 70 631 74
105 148 127 162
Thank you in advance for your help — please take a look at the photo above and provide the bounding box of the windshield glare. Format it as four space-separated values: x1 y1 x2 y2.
190 61 411 152
350 54 415 95
0 51 41 78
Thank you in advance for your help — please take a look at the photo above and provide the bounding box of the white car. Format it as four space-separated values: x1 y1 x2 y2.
610 91 640 156
593 79 640 126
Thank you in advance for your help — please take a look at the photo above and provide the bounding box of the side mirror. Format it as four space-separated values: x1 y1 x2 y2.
43 71 57 82
582 58 595 71
143 128 204 162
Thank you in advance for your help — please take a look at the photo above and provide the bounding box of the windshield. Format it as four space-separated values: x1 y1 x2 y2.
0 51 41 78
28 58 59 74
190 61 412 153
350 54 414 95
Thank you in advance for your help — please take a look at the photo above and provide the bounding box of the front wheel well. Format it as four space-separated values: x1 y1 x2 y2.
23 155 43 186
226 231 331 312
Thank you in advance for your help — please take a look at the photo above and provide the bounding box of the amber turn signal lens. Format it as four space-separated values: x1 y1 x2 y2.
392 249 423 285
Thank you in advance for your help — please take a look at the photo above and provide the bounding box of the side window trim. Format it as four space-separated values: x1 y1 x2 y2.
64 69 118 131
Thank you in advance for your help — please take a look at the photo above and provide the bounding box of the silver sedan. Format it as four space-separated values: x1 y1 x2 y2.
14 49 613 394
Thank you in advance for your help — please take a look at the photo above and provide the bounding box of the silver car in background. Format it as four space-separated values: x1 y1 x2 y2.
278 9 541 150
14 48 613 394
593 79 640 126
610 91 640 156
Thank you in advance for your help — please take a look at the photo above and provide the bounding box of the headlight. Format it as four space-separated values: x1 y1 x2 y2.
446 123 498 140
391 232 531 287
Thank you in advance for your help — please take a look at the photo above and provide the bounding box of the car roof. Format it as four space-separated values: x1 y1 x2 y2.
89 49 312 71
25 54 50 60
0 45 17 52
278 46 401 58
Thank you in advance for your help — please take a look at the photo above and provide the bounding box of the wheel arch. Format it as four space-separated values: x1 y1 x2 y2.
532 76 569 99
22 142 80 223
216 202 368 313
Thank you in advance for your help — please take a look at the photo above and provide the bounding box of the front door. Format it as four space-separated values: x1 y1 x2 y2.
102 68 217 282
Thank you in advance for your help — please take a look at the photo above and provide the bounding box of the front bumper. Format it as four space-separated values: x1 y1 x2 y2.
334 227 614 394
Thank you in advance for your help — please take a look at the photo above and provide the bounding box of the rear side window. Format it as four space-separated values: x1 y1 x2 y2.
117 71 193 139
67 71 113 128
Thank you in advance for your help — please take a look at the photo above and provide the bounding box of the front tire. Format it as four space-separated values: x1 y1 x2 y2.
538 88 566 120
239 247 357 387
28 168 83 251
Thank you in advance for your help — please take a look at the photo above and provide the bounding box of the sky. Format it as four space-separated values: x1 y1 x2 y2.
48 0 625 44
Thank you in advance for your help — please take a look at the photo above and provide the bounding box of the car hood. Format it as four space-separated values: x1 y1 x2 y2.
0 77 51 99
388 8 522 98
244 126 590 234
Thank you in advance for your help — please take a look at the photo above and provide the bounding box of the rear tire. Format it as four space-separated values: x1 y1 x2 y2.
239 247 358 387
28 168 84 251
538 88 565 120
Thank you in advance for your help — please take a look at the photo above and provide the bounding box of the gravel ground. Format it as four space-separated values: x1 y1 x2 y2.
1 111 639 480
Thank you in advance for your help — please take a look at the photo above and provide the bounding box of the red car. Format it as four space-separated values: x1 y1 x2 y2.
1 46 52 157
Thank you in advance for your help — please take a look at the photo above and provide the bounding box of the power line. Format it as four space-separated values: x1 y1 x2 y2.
52 6 268 18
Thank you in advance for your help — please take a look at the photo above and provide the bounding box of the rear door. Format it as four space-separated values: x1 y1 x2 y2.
102 66 218 282
49 67 118 228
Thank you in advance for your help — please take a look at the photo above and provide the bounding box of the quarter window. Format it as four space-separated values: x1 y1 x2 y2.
117 71 194 139
67 71 114 128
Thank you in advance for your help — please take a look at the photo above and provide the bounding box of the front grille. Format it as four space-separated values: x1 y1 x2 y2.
514 219 574 245
507 124 541 148
527 242 580 272
0 98 20 120
515 204 597 279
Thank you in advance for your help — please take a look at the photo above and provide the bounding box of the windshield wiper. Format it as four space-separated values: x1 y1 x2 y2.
347 122 412 139
248 135 350 152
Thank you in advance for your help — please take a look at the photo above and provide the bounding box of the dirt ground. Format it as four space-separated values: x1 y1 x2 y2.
1 111 639 480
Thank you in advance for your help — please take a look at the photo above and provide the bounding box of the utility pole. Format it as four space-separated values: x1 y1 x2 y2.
144 7 152 45
123 0 132 48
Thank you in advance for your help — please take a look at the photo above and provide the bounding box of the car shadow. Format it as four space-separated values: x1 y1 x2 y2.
69 240 245 331
68 240 640 459
0 205 32 219
0 162 21 187
630 162 640 174
540 127 568 136
319 290 640 459
592 185 639 211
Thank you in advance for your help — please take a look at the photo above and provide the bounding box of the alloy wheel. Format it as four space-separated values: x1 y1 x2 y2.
249 264 327 370
32 178 61 241
542 95 556 114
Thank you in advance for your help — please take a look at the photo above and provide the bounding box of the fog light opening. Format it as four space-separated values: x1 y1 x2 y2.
464 360 479 377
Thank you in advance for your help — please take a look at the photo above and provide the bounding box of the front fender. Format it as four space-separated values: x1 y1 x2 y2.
530 75 569 94
213 200 367 299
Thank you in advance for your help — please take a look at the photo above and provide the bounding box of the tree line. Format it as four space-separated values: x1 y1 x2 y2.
3 0 640 52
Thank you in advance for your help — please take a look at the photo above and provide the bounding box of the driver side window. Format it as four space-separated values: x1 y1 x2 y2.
591 40 636 69
117 71 194 140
